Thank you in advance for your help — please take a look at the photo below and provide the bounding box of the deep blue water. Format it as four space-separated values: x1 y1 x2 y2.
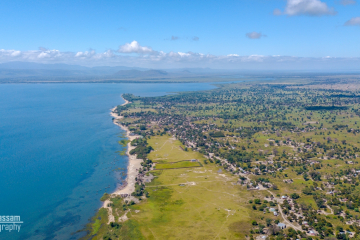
0 83 216 240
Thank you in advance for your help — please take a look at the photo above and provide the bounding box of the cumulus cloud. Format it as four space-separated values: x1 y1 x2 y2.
0 48 116 65
36 50 63 59
11 51 22 57
75 50 97 58
38 52 49 58
344 17 360 26
118 41 154 54
246 32 266 39
340 0 356 5
1 43 360 70
277 0 336 16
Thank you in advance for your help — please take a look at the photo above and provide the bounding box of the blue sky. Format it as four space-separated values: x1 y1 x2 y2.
0 0 359 69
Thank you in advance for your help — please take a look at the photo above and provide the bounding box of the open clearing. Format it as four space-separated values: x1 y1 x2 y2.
147 136 197 163
154 160 202 170
123 136 271 239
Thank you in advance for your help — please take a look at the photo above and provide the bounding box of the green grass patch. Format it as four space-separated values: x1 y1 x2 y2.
297 195 318 210
80 208 108 240
92 219 101 235
154 161 201 170
100 193 110 202
118 139 130 147
147 136 205 163
118 137 254 239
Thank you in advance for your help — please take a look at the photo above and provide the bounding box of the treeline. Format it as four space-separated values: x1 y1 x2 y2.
129 138 153 159
304 106 348 111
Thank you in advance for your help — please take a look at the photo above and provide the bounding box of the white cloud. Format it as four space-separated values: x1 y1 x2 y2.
11 51 21 57
118 41 154 54
35 49 62 59
75 50 96 58
246 32 266 39
344 17 360 26
1 44 360 70
177 52 191 57
280 0 336 16
38 52 49 58
102 50 115 58
246 55 266 62
340 0 356 5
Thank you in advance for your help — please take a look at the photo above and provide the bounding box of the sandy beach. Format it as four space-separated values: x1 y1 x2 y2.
103 95 143 222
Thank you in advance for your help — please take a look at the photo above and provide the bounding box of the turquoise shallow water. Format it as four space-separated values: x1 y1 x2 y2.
0 83 216 240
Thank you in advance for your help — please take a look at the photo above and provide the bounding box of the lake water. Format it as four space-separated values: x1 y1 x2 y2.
0 83 217 240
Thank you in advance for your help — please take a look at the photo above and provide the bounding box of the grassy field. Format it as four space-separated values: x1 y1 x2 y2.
82 135 280 239
147 136 202 163
154 160 202 169
119 136 277 239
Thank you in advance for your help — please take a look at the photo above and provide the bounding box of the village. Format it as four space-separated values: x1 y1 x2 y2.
104 84 360 239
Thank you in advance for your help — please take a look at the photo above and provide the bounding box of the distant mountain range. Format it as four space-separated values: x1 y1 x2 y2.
0 61 268 83
0 61 146 73
0 61 220 82
0 62 168 81
113 69 169 78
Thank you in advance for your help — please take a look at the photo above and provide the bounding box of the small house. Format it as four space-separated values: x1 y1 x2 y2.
277 223 286 229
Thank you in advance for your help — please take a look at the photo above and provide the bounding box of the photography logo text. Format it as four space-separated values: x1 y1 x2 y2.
0 215 22 232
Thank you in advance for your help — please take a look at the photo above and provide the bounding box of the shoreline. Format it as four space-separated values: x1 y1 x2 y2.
103 95 143 221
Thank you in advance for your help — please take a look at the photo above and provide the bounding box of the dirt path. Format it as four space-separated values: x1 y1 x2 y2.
103 199 115 224
265 189 302 231
324 204 334 215
219 158 303 232
228 162 305 233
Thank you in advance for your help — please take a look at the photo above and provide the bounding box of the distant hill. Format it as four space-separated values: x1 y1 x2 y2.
0 61 239 83
0 61 150 81
0 62 89 70
113 69 169 78
0 61 146 73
